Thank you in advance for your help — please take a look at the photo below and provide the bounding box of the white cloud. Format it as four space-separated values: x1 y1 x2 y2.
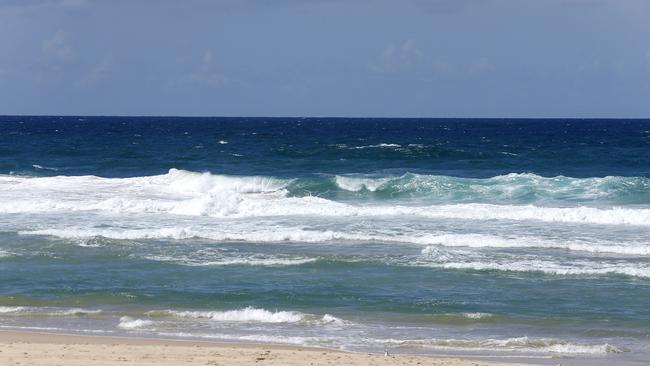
371 38 422 73
42 30 74 63
412 0 485 13
57 0 87 8
79 54 113 86
0 0 88 13
467 57 493 74
183 50 229 86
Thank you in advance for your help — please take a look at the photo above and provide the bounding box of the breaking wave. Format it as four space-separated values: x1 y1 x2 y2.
118 316 154 329
147 307 345 325
2 169 650 227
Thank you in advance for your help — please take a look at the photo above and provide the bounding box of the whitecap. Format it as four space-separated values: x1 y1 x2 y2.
118 316 154 329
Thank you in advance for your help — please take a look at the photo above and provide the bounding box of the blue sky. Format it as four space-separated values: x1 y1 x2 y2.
0 0 649 117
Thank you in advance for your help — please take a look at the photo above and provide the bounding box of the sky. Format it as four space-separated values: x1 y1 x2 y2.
0 0 649 118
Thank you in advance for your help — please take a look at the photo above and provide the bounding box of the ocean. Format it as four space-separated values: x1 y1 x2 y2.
1 116 649 365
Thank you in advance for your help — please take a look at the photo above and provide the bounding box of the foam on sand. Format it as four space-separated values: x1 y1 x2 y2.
384 336 626 355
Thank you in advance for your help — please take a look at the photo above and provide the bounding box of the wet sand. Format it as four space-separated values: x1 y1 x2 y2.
0 330 537 366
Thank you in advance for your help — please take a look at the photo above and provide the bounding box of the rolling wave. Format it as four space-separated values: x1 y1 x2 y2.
328 172 650 204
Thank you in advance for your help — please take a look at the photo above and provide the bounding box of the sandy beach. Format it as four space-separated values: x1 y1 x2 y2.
0 331 535 366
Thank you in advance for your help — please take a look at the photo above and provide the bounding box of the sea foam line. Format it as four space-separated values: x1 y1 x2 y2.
418 246 650 278
0 306 102 316
19 228 650 256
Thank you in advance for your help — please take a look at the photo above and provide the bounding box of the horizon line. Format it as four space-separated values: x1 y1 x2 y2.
1 114 649 120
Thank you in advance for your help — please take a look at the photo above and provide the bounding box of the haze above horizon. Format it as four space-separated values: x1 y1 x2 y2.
1 0 649 118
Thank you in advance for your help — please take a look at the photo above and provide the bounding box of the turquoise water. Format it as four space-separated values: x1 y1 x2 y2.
1 117 650 365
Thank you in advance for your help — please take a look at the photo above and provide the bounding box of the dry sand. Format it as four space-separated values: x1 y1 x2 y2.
0 330 538 366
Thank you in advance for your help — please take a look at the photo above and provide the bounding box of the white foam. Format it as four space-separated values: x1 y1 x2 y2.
21 227 346 243
118 316 153 329
414 233 650 255
144 254 317 267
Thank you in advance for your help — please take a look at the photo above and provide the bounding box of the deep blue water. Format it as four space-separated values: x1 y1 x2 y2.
1 116 650 365
2 116 649 178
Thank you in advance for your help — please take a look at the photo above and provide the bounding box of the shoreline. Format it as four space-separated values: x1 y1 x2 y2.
0 330 538 366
